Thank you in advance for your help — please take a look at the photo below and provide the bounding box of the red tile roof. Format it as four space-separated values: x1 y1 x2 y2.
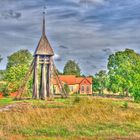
53 75 92 85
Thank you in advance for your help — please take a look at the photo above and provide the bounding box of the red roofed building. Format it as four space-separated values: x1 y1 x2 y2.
53 75 93 95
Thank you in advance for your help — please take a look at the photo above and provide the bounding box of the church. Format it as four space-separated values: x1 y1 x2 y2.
53 75 92 95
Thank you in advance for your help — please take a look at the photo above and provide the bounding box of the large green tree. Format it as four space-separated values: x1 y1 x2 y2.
6 49 33 69
93 70 107 95
4 49 33 93
5 64 29 92
63 60 81 76
107 49 140 101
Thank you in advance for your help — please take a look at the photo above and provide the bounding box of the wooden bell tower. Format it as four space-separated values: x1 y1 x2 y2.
15 10 67 100
33 11 54 100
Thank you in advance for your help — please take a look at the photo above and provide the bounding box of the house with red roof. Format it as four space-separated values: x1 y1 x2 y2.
53 75 93 95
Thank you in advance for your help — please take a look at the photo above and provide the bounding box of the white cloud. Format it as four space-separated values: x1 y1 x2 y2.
79 0 106 5
54 54 62 61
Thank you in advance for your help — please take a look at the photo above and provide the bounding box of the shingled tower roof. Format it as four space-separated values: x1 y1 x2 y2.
34 12 54 56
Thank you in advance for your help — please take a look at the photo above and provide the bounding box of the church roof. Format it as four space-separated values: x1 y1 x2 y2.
53 75 92 85
34 12 54 56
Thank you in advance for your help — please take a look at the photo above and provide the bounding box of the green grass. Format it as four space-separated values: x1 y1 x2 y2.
0 97 140 140
0 97 72 112
0 97 14 107
55 98 66 102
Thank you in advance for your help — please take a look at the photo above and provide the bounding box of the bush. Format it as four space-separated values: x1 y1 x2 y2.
73 96 81 104
123 102 128 109
0 84 10 97
133 92 140 103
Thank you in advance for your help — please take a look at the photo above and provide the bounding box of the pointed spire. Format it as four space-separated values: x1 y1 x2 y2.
42 7 46 36
34 7 54 56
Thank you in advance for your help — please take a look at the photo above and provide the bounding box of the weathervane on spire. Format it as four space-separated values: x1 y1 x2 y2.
42 6 47 36
43 6 47 14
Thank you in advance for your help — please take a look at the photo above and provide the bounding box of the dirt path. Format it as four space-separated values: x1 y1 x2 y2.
0 102 29 112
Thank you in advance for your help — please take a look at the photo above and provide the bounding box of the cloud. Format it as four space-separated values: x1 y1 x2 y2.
79 0 106 5
1 10 22 19
0 0 140 75
59 45 68 49
54 54 62 61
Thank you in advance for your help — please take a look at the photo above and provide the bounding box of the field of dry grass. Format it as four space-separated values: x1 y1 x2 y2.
0 96 140 140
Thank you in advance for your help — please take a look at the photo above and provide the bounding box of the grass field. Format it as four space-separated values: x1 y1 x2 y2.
0 96 140 140
0 98 14 107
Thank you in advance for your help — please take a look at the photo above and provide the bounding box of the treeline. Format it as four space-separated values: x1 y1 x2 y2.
0 48 140 102
93 49 140 102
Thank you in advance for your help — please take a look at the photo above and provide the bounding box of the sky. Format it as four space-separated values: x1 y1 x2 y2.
0 0 140 75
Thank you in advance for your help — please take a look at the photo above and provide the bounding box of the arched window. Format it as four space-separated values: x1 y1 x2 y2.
81 86 84 92
86 86 90 93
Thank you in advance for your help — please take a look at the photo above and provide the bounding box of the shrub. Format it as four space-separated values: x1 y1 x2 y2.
0 84 10 97
123 102 128 109
133 92 140 103
71 92 79 96
73 96 81 104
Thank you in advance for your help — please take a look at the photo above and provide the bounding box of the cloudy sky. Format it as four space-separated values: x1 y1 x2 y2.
0 0 140 75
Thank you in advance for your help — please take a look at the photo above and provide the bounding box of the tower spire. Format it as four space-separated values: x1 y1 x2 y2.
34 6 54 56
42 7 46 36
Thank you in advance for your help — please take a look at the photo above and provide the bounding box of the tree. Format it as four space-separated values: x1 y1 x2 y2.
63 60 81 76
130 74 140 102
107 49 140 101
6 49 33 69
4 50 33 93
5 64 29 92
0 70 6 81
93 70 107 95
0 56 4 81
